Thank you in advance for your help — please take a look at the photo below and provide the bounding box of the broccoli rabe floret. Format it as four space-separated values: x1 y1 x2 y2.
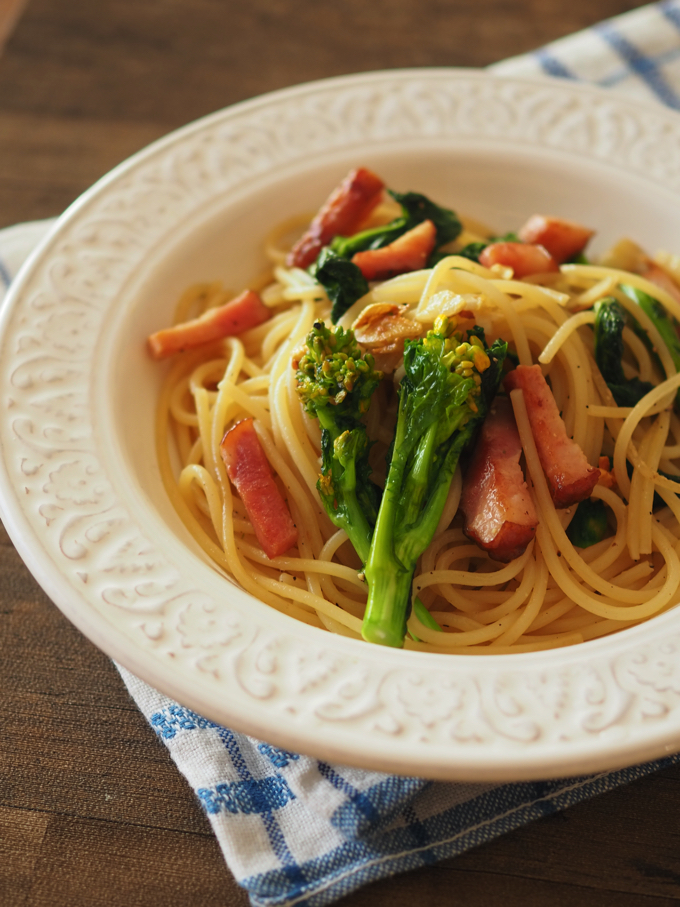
295 321 383 562
361 316 507 647
296 316 507 649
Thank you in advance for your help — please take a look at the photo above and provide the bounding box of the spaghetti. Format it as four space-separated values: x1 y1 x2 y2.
152 181 680 654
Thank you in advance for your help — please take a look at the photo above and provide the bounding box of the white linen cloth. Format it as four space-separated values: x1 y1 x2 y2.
2 4 680 905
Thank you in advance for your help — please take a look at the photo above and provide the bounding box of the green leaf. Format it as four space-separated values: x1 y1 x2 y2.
389 191 462 248
455 241 487 263
594 297 654 406
311 248 370 324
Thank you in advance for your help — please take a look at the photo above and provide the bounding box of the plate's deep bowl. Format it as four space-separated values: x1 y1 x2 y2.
2 70 680 781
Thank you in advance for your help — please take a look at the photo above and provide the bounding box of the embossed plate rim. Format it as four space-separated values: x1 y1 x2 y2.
2 69 680 781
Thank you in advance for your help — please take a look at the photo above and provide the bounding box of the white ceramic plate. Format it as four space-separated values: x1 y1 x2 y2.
2 69 680 782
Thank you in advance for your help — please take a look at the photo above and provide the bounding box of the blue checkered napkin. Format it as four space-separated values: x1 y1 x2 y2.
4 6 680 903
118 670 679 907
492 0 680 109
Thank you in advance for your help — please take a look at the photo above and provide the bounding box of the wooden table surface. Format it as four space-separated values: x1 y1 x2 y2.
1 1 680 905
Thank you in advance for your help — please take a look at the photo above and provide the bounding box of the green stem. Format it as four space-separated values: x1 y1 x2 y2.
399 422 438 528
336 484 373 565
315 415 374 563
361 557 414 647
395 427 469 568
361 416 413 646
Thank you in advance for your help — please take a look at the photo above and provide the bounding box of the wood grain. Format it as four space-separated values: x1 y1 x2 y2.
1 1 679 906
0 0 643 228
0 0 27 51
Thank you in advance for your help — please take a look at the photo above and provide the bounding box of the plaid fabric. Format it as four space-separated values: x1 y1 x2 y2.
492 0 680 107
2 4 680 904
115 667 679 907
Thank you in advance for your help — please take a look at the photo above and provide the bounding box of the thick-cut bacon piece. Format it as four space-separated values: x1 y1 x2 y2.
504 365 600 508
479 241 559 278
518 215 594 264
351 220 437 281
147 290 269 359
461 396 538 562
286 167 385 269
220 419 298 559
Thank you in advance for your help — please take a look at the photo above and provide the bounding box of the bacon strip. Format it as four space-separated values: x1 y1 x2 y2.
147 290 269 359
504 365 599 508
461 396 538 562
479 241 559 278
220 419 298 559
286 167 385 269
518 215 594 264
351 219 437 281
